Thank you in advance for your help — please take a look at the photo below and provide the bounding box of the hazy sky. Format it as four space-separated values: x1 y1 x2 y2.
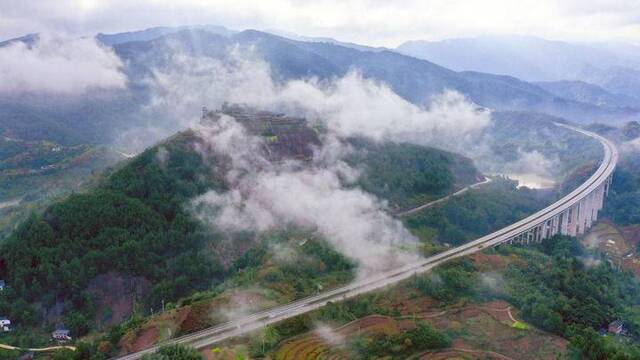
1 0 639 46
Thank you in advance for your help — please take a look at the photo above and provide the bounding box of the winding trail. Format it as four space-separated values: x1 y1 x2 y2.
0 343 76 352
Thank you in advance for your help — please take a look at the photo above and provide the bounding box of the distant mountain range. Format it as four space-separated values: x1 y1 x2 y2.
1 28 639 149
111 29 639 121
95 24 235 45
534 80 640 109
0 33 39 47
396 35 640 102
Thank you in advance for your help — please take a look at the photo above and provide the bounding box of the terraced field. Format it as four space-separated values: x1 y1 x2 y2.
276 315 400 360
272 299 566 360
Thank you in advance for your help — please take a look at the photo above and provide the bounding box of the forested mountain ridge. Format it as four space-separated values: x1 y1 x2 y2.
396 35 640 104
0 130 226 336
113 29 631 123
0 136 121 239
0 109 479 349
0 27 635 154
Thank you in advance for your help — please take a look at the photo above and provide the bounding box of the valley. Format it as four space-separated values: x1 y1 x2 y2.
0 99 602 359
1 8 640 359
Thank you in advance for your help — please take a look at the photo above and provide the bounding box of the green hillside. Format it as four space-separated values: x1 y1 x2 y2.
0 117 479 348
0 131 226 336
0 137 118 239
346 138 481 210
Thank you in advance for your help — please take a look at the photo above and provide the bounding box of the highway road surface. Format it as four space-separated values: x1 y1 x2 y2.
115 122 617 359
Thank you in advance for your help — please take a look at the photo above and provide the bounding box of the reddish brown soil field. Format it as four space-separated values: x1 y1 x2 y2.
621 225 640 248
420 347 514 360
119 325 159 355
419 302 566 360
584 221 640 276
272 299 566 360
275 315 401 360
469 253 521 272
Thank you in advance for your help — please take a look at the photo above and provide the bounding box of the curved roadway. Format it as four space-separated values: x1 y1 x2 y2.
116 122 617 359
397 176 492 217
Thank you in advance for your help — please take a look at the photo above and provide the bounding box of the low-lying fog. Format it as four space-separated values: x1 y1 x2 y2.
502 173 556 189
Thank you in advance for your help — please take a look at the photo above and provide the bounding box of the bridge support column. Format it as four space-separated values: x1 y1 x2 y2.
593 184 605 221
544 218 555 239
552 215 561 237
559 211 568 235
585 193 594 230
546 219 553 239
577 198 588 235
567 204 579 236
536 225 543 242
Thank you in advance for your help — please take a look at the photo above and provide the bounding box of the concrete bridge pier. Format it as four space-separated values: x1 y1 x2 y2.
536 224 544 242
567 203 579 236
495 172 613 249
560 210 569 235
501 177 612 248
605 174 613 196
551 215 560 237
584 194 594 230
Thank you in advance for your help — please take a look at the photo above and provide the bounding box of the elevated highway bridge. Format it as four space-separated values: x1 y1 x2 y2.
116 122 617 359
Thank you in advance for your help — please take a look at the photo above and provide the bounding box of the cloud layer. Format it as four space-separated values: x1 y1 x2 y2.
2 0 640 47
133 48 497 275
191 115 420 275
0 34 126 94
142 52 491 152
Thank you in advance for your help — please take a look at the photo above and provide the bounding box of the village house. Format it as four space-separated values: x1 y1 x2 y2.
608 320 624 335
52 324 72 341
0 317 11 331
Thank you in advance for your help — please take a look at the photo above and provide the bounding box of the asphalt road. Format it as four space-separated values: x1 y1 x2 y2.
397 176 492 217
115 122 617 359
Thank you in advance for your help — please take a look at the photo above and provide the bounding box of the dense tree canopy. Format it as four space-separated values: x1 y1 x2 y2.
0 131 226 334
603 154 640 225
346 138 478 209
500 237 640 359
141 344 203 360
0 129 474 340
405 178 546 246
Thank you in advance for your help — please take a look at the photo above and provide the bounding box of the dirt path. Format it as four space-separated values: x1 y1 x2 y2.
0 343 76 352
399 304 518 324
